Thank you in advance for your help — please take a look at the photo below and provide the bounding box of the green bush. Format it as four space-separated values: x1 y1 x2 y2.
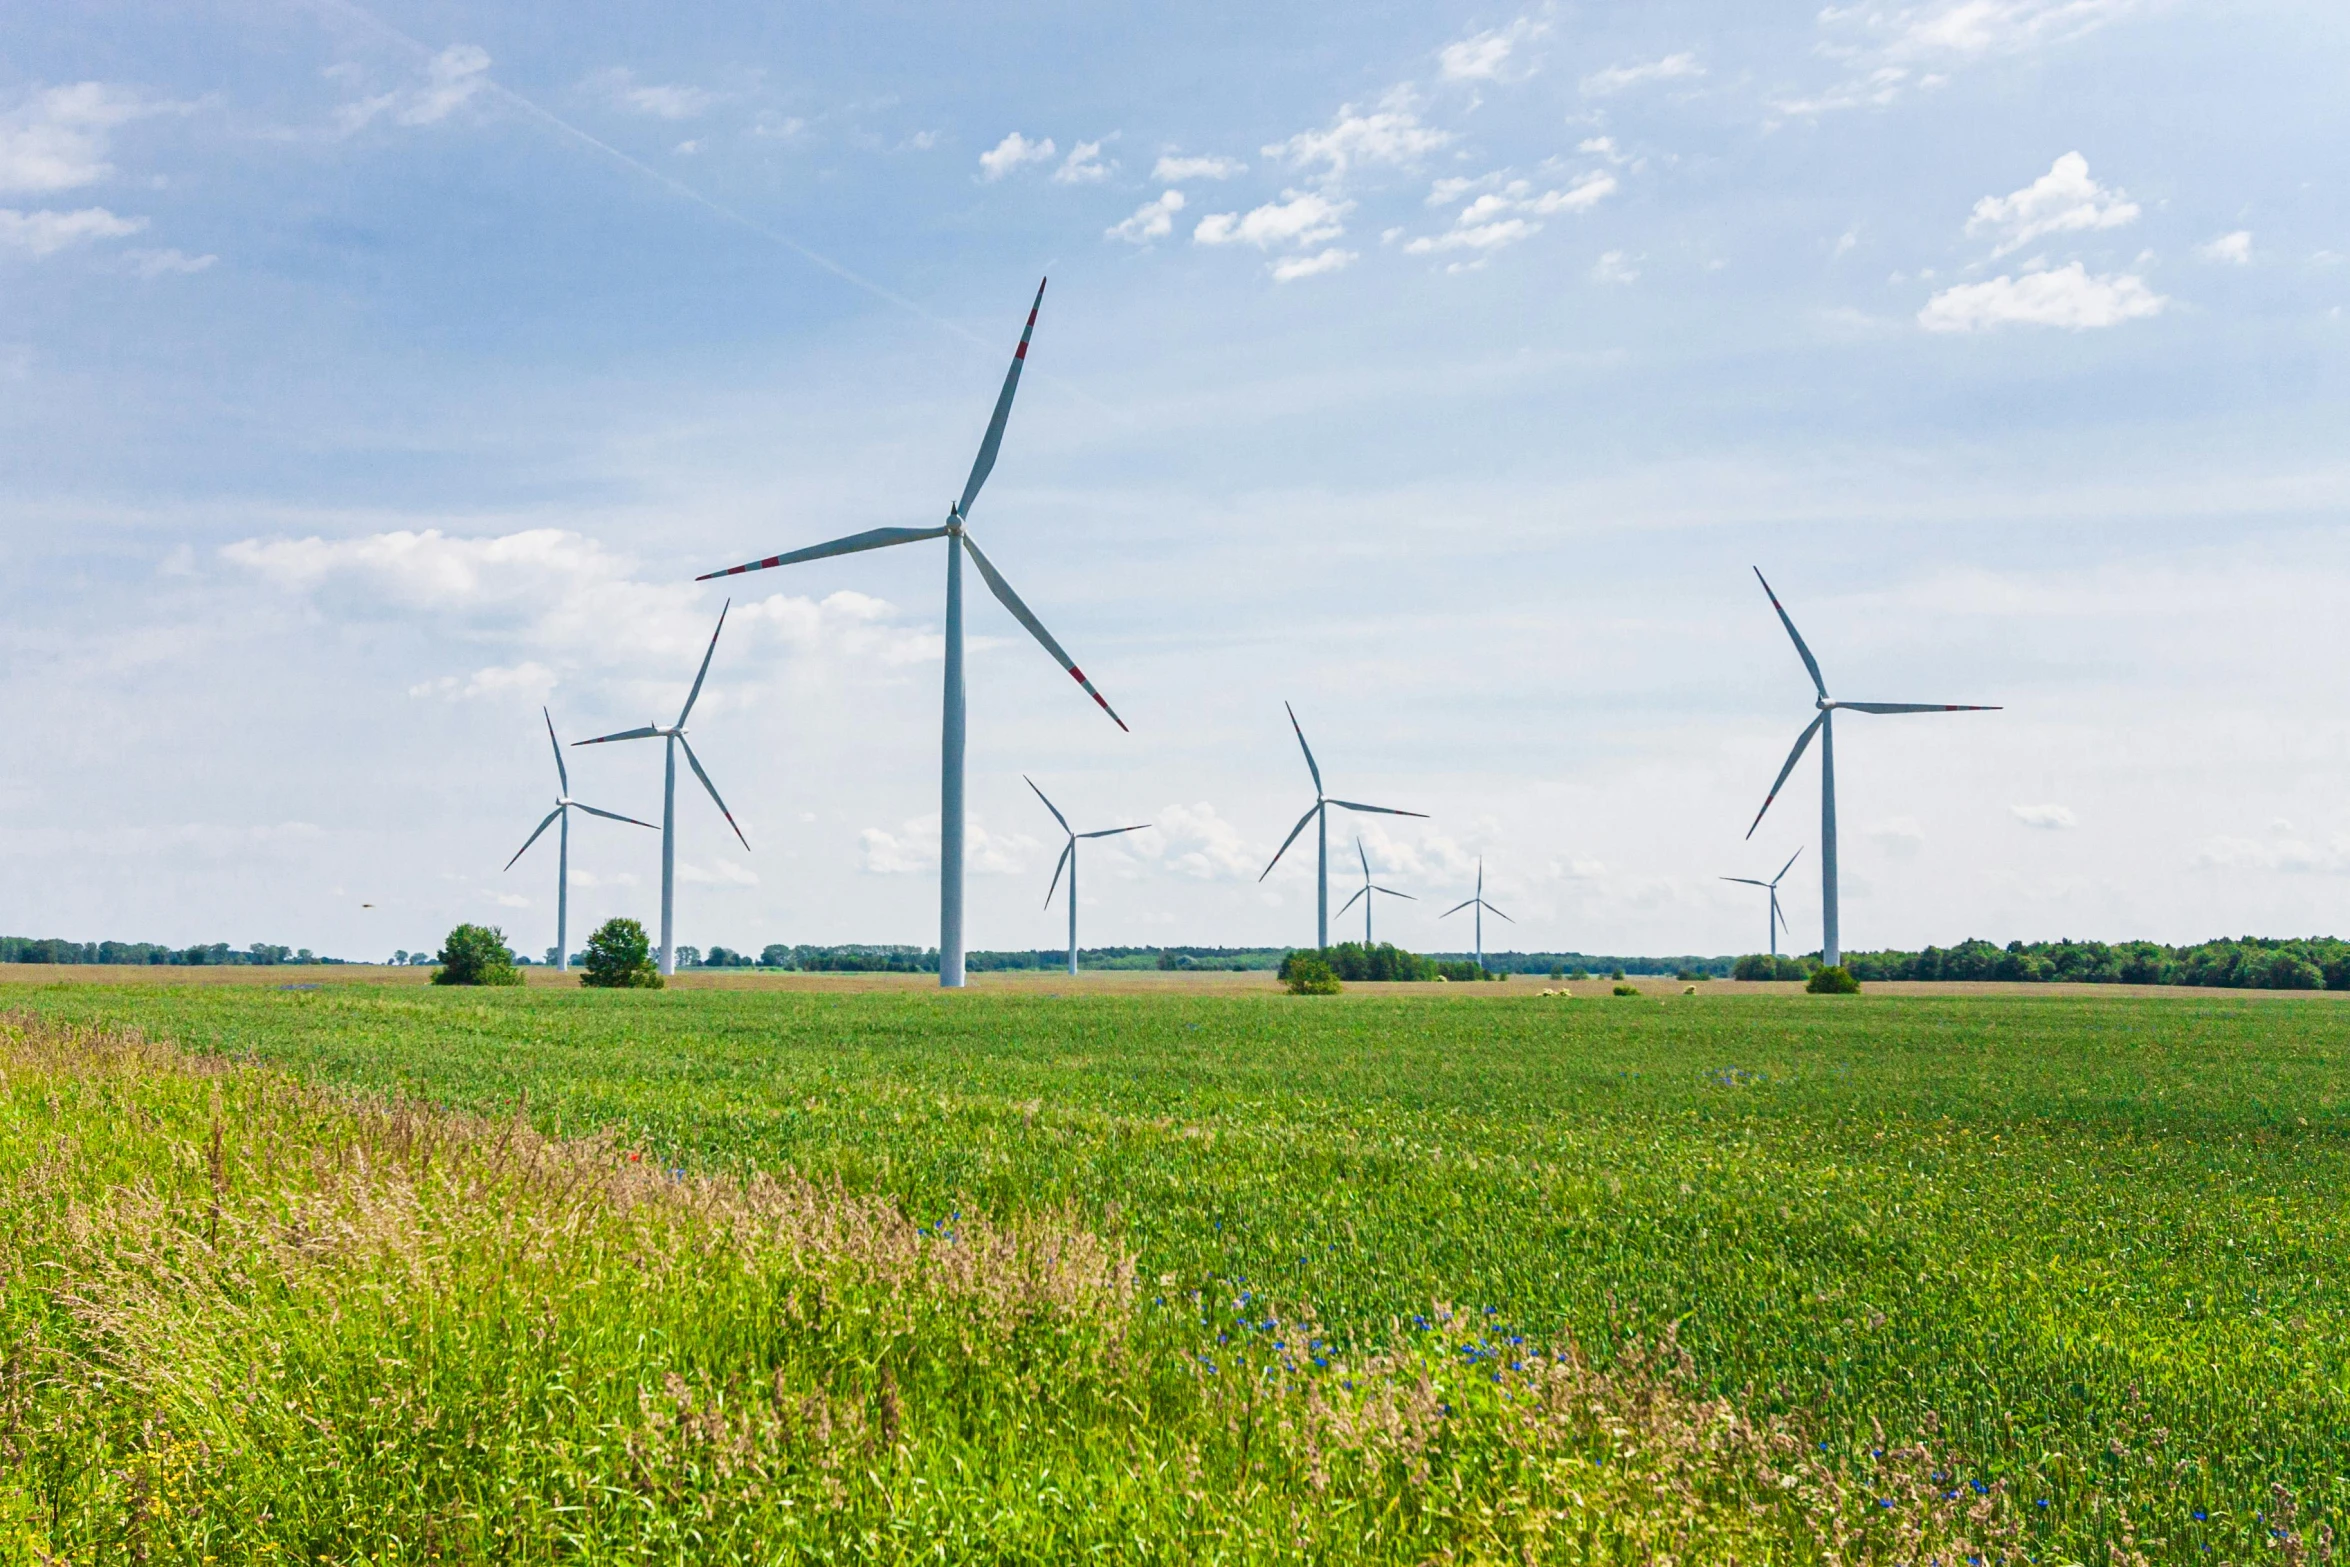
1281 953 1341 995
431 924 522 987
1806 965 1861 995
1611 983 1640 997
579 917 664 989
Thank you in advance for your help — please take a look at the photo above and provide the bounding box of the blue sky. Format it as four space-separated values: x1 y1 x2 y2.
2 0 2346 961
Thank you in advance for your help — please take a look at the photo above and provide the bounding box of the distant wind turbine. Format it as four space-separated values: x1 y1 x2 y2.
1337 836 1415 946
1441 857 1513 974
504 707 655 971
575 603 748 976
1260 703 1427 949
696 280 1125 988
1746 568 1997 967
1720 847 1801 959
1026 777 1148 978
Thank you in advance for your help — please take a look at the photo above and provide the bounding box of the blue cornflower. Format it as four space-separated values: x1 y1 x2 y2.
2036 1500 2049 1509
1970 1480 1988 1495
2193 1510 2207 1522
1272 1341 1285 1352
1313 1356 1329 1368
1879 1499 1894 1510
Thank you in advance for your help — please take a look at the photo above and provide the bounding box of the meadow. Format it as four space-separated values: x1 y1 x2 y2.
2 973 2345 1562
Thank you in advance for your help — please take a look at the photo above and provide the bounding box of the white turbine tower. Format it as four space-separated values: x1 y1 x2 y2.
1027 777 1148 978
503 707 655 971
1441 857 1512 974
1336 836 1414 946
697 280 1126 988
1746 568 1998 967
575 603 749 976
1720 847 1801 959
1260 703 1427 950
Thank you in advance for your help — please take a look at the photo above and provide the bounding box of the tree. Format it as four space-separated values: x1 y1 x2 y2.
1281 952 1341 995
760 944 793 969
432 924 521 987
580 917 664 989
1806 965 1860 995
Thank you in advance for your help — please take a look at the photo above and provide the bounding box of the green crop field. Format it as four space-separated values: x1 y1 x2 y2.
3 977 2345 1563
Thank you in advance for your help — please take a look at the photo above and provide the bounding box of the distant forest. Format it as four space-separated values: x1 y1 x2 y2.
1809 935 2350 990
0 938 332 966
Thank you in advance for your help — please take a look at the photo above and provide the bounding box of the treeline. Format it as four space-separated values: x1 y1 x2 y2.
0 938 332 966
1286 943 1491 983
1827 936 2350 990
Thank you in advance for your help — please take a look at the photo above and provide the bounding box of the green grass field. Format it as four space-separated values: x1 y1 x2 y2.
4 977 2345 1562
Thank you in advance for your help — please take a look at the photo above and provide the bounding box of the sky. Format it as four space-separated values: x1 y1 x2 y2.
1 0 2346 963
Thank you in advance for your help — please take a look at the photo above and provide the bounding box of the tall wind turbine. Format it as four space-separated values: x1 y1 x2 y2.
1441 857 1512 973
697 280 1125 988
1260 703 1427 950
575 603 749 976
1027 776 1148 978
1336 836 1414 946
504 707 655 971
1720 847 1801 959
1746 568 1997 967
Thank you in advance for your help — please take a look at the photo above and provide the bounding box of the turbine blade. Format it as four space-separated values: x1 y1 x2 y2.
1753 567 1828 701
1775 846 1802 883
1720 877 1770 887
1373 886 1416 901
574 725 661 746
1044 841 1072 910
1285 702 1323 795
1260 803 1320 880
1357 836 1370 879
503 808 563 872
1079 824 1150 838
1776 898 1791 935
697 524 953 581
569 802 657 830
960 533 1127 730
1838 701 2002 714
676 735 748 850
1328 799 1428 819
1441 898 1475 918
1747 712 1826 840
1337 886 1368 915
1483 901 1515 924
544 706 569 795
678 600 729 726
1025 774 1070 833
957 278 1047 521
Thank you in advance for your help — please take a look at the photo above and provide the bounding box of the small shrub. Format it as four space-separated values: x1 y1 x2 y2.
580 918 664 989
1806 965 1861 995
1612 983 1640 997
1609 968 1626 981
432 924 522 987
1283 954 1342 995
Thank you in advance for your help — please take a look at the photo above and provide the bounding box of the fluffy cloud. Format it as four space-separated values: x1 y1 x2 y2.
1918 263 2165 331
1151 153 1245 182
2011 803 2078 829
1126 803 1260 881
1053 139 1111 184
1106 190 1184 244
1967 153 2138 257
1592 249 1640 284
337 45 492 133
1264 91 1449 182
1405 174 1616 264
1269 247 1356 282
859 815 1035 875
678 858 759 886
1438 17 1547 81
1581 53 1703 94
978 131 1055 180
1781 2 2144 113
0 82 162 194
1194 190 1350 249
582 68 720 120
408 662 558 702
0 205 143 256
125 247 215 276
2197 230 2253 265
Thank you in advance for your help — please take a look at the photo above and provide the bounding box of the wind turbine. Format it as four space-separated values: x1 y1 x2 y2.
1441 857 1513 974
1260 703 1427 949
697 280 1125 988
503 708 655 971
1720 847 1801 959
574 602 749 976
1336 836 1414 946
1027 777 1148 978
1746 568 1997 967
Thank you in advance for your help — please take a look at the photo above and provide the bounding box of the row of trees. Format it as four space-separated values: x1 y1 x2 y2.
1735 936 2350 990
0 937 325 966
1279 943 1494 984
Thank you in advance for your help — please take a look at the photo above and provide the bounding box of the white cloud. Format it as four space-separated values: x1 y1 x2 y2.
583 68 720 120
1264 90 1450 182
1128 803 1260 881
1269 247 1356 282
407 661 558 702
678 858 760 886
0 206 145 256
1438 17 1548 81
337 45 493 133
1918 263 2165 331
1403 176 1615 263
1194 190 1351 249
2011 803 2078 829
1053 138 1112 184
1866 816 1927 859
859 815 1035 876
1107 190 1184 244
2194 833 2350 875
2197 230 2253 265
1151 153 1245 182
1966 153 2138 257
978 131 1056 180
0 82 164 194
1581 53 1704 94
125 247 215 277
1780 2 2141 114
1592 249 1640 284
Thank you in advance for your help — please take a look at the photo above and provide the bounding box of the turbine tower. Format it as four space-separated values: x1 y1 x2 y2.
575 603 749 976
1336 836 1414 946
1441 857 1512 974
503 707 655 971
1027 777 1148 978
697 280 1125 988
1746 568 1997 967
1720 847 1801 959
1260 703 1426 949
